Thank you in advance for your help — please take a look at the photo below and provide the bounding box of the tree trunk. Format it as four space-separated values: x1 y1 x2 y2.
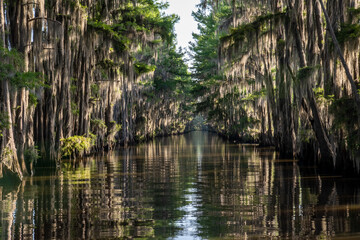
289 0 336 166
318 0 360 127
1 80 23 180
0 0 23 180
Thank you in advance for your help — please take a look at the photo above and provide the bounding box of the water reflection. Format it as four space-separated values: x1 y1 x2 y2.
1 131 360 239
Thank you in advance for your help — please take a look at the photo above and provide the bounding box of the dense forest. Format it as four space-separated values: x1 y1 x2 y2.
0 0 192 180
190 0 360 174
1 0 360 181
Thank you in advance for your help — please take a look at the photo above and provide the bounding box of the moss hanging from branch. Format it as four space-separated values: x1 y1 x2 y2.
220 11 287 43
87 20 130 51
296 65 320 81
0 45 46 89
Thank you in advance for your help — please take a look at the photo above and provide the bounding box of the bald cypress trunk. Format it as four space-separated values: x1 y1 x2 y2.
202 0 360 173
288 0 336 166
0 0 190 179
0 0 22 180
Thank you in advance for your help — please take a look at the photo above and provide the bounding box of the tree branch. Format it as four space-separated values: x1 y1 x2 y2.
22 2 39 6
28 17 61 25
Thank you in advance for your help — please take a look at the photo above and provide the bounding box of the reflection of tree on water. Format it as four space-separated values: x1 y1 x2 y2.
1 132 360 239
0 184 20 240
182 133 360 239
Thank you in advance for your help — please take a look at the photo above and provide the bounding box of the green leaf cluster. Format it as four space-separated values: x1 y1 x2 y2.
24 146 40 164
153 46 191 93
60 135 95 158
97 59 121 69
241 88 267 101
190 6 224 81
330 97 360 151
190 3 234 115
116 1 178 42
90 118 107 130
0 45 46 90
87 20 130 51
313 87 334 104
336 23 360 44
89 0 179 50
296 65 320 81
134 62 156 75
220 11 286 43
348 7 360 18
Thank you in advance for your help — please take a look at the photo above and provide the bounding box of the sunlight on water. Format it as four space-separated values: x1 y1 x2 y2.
1 131 360 239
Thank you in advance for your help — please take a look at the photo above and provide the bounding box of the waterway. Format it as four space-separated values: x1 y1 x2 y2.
1 131 360 239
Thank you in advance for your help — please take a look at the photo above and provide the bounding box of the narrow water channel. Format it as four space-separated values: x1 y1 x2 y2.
1 131 360 239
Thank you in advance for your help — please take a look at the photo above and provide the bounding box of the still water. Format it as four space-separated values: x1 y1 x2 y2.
1 131 360 239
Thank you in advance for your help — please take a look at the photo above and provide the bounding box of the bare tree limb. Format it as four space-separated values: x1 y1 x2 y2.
22 2 39 6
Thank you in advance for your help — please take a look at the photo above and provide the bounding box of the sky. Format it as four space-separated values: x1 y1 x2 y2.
164 0 201 51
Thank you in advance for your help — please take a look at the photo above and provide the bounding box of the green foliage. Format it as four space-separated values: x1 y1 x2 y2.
330 97 360 151
241 88 267 101
70 78 77 95
106 121 122 145
60 135 95 158
90 84 100 98
24 146 40 164
313 87 334 104
190 82 208 97
28 92 38 107
0 45 24 70
153 46 191 93
97 59 120 69
0 45 46 90
348 7 360 17
71 102 79 116
87 20 129 52
134 62 156 75
299 128 315 143
0 112 10 137
109 121 122 133
66 0 87 12
336 23 360 44
220 11 286 43
296 65 320 81
89 0 178 49
0 146 13 165
190 4 229 82
277 39 286 48
10 72 46 89
117 1 178 43
90 118 107 130
330 97 358 130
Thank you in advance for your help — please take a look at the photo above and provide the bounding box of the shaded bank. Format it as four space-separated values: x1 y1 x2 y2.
0 0 192 180
191 0 360 174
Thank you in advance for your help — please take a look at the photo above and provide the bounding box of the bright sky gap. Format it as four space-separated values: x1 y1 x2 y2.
164 0 201 51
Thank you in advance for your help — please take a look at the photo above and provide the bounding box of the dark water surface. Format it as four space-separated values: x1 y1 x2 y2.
1 131 360 239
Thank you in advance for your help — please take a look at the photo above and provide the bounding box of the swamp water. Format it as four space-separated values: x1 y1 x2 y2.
1 131 360 239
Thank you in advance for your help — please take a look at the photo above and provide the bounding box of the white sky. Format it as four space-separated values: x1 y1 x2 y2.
164 0 201 51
